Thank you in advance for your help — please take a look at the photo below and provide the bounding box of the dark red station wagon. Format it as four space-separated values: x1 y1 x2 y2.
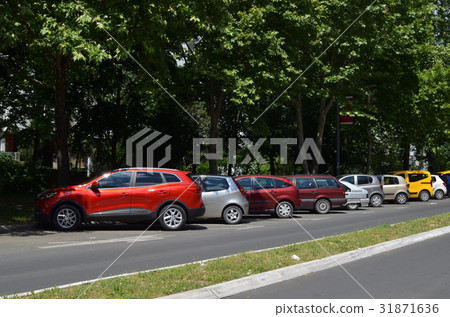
35 168 204 231
287 175 346 214
234 175 300 218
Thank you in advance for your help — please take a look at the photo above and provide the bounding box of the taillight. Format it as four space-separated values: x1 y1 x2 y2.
366 194 369 198
235 181 246 196
406 183 410 188
284 178 295 187
380 185 383 191
187 183 201 193
443 183 447 187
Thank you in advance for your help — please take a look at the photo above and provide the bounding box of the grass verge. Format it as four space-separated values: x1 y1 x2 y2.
16 212 450 299
0 196 35 224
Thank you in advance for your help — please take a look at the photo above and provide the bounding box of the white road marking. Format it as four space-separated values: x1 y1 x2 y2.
362 211 375 214
39 234 173 249
300 217 330 221
236 225 265 230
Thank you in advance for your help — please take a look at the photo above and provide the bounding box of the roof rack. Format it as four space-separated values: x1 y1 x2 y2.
113 167 180 172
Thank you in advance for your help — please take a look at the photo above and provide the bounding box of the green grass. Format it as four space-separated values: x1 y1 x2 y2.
18 212 450 299
0 197 35 224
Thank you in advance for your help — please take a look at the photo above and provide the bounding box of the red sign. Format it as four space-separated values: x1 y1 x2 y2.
340 96 353 125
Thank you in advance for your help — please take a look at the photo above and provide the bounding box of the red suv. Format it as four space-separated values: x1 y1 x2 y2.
287 175 346 214
35 168 204 231
234 175 300 218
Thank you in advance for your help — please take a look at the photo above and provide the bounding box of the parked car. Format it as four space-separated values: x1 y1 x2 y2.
234 175 300 218
437 171 450 196
340 181 370 210
338 174 385 207
431 175 447 200
287 175 346 214
35 168 205 231
192 175 249 224
376 175 410 204
392 170 433 202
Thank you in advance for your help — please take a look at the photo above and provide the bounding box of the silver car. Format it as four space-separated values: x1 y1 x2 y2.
193 175 249 224
340 181 370 210
339 174 385 207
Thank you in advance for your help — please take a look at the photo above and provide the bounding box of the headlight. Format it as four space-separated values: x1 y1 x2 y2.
37 192 58 200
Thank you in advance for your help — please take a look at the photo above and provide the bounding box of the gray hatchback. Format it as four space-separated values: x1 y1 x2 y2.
339 174 385 207
193 175 249 224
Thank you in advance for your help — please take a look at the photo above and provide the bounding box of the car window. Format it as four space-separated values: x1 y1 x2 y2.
163 173 181 183
341 176 354 184
377 176 382 183
409 173 428 182
316 178 341 189
254 177 274 189
357 176 370 185
97 172 132 188
236 178 252 190
397 173 406 180
431 176 436 182
295 178 316 189
384 176 399 185
274 178 293 188
135 172 163 187
204 177 229 191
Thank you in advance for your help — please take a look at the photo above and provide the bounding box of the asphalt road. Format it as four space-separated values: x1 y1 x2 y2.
230 232 450 299
0 199 449 296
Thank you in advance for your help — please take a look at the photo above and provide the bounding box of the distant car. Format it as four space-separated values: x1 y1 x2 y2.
431 175 447 200
376 175 410 204
193 175 249 224
35 168 204 231
392 171 433 202
234 175 300 218
287 175 346 214
340 181 370 210
339 174 385 207
437 171 450 196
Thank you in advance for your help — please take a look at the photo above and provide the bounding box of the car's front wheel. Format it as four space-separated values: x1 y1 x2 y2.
419 190 430 202
53 205 82 231
315 199 331 214
346 203 359 210
222 205 243 224
370 194 383 207
275 201 294 218
395 192 408 204
159 205 186 230
434 189 444 200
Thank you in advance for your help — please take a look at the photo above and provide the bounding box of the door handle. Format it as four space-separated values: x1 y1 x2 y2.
157 190 168 195
120 193 129 196
270 190 277 193
312 191 318 194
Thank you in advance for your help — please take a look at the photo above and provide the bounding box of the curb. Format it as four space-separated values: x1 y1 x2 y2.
162 225 450 299
0 223 38 234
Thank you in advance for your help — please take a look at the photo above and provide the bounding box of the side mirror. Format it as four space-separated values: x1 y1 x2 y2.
91 181 99 190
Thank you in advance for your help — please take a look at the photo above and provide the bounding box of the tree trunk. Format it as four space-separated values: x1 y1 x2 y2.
313 96 336 173
55 53 71 186
208 87 224 174
295 93 310 174
402 142 410 170
111 84 121 169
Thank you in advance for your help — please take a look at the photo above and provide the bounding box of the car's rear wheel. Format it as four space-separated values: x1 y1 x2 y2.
419 190 430 202
315 199 331 214
370 194 383 207
222 205 243 224
53 205 82 231
159 205 186 230
275 201 294 218
395 192 408 204
434 189 444 200
346 203 359 210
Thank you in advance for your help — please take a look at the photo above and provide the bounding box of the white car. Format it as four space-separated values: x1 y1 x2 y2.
340 181 370 210
431 175 447 200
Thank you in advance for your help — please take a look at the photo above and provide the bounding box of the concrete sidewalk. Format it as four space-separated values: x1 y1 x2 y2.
162 225 450 299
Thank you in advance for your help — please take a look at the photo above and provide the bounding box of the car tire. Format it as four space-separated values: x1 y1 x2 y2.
315 199 331 214
370 194 383 207
346 203 359 210
275 201 294 218
159 205 186 231
53 205 82 231
222 205 243 224
434 189 444 200
419 190 430 202
395 192 408 204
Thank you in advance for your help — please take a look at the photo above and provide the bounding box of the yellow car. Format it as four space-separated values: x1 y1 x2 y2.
392 171 433 201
